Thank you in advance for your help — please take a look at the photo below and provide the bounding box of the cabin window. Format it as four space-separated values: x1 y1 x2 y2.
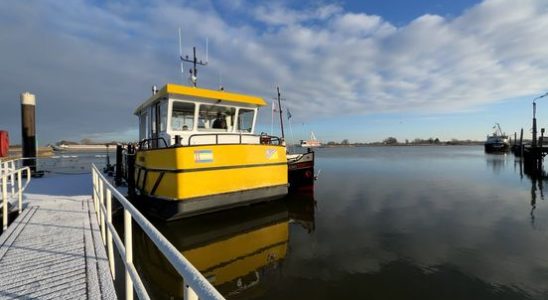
198 105 236 131
237 109 254 132
171 102 195 131
150 105 156 137
159 101 167 132
139 112 148 140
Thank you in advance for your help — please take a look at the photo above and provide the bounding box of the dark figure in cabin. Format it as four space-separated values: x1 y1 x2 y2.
212 113 227 129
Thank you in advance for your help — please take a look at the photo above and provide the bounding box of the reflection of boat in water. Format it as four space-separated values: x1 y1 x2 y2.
300 131 321 148
484 123 510 153
133 194 315 299
485 154 507 174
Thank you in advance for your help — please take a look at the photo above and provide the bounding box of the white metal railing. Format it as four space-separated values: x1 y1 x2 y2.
0 159 18 200
91 164 225 300
0 164 31 230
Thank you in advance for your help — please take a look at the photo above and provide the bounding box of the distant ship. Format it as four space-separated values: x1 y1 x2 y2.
300 132 321 148
484 123 510 153
51 144 114 152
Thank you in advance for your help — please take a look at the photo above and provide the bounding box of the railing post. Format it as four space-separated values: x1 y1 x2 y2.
106 188 115 279
99 180 106 244
17 171 22 213
10 161 15 197
184 284 199 300
93 170 98 213
2 175 7 231
124 209 134 300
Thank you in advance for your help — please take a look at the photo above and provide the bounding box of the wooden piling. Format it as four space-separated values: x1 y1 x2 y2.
20 92 36 173
538 128 545 171
514 132 517 145
533 102 538 147
520 128 524 158
115 144 123 186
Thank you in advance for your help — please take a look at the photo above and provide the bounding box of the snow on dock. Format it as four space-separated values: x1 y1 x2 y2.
0 173 116 299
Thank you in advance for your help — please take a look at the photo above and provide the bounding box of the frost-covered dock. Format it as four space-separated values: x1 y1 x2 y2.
0 173 117 299
0 159 225 300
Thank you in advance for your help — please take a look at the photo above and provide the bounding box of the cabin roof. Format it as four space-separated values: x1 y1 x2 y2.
134 83 266 114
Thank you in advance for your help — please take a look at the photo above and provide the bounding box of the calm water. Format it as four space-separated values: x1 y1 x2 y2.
126 146 548 299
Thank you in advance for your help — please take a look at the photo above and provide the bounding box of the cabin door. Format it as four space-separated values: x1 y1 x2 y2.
150 102 161 148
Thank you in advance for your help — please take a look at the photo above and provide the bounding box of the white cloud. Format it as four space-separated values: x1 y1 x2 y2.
253 3 342 26
1 0 548 143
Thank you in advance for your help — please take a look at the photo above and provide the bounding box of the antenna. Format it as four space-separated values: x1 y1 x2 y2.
276 86 285 140
178 27 184 82
218 71 224 90
178 30 209 87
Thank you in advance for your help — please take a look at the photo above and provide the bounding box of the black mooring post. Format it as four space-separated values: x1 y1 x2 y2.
20 92 37 174
538 128 545 171
127 145 136 198
115 144 123 186
520 128 524 158
533 102 537 147
105 144 110 167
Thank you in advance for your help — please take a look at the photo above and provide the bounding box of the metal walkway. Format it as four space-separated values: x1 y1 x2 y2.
0 174 116 299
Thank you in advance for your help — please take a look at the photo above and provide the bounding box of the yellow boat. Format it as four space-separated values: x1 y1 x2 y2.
129 83 288 220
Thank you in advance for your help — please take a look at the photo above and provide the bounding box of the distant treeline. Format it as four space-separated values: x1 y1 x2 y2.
325 137 485 146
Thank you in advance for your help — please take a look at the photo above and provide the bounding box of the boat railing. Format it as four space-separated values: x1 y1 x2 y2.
0 164 31 230
187 133 282 146
138 137 168 150
91 164 225 300
136 134 283 150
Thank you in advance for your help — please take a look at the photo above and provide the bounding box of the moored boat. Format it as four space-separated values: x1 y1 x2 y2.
271 87 316 191
52 144 115 152
484 123 510 153
127 83 288 221
300 131 321 148
287 149 315 191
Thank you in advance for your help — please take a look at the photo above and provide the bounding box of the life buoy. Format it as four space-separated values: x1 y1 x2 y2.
0 131 8 158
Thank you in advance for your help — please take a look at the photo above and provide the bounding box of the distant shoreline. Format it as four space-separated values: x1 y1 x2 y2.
7 146 54 158
312 142 485 148
6 144 115 159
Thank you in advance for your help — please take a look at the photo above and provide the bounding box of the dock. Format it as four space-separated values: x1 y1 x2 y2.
0 173 116 299
0 160 225 300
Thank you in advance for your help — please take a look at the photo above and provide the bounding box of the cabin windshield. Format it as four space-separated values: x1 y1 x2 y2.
198 105 236 132
171 101 195 131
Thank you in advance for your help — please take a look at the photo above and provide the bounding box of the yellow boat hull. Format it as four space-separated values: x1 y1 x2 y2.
134 144 288 220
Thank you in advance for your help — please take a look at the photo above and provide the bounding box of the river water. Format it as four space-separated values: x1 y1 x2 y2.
124 146 548 299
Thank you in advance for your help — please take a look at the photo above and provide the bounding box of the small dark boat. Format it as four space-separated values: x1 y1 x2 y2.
287 149 315 191
484 123 510 153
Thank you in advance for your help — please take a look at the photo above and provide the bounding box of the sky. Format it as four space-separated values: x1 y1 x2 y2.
1 0 548 145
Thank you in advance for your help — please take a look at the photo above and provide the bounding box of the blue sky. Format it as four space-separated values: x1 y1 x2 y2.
1 0 548 144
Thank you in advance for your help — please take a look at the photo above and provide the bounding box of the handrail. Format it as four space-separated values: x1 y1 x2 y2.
138 137 168 150
91 164 225 300
187 133 282 146
0 166 31 230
